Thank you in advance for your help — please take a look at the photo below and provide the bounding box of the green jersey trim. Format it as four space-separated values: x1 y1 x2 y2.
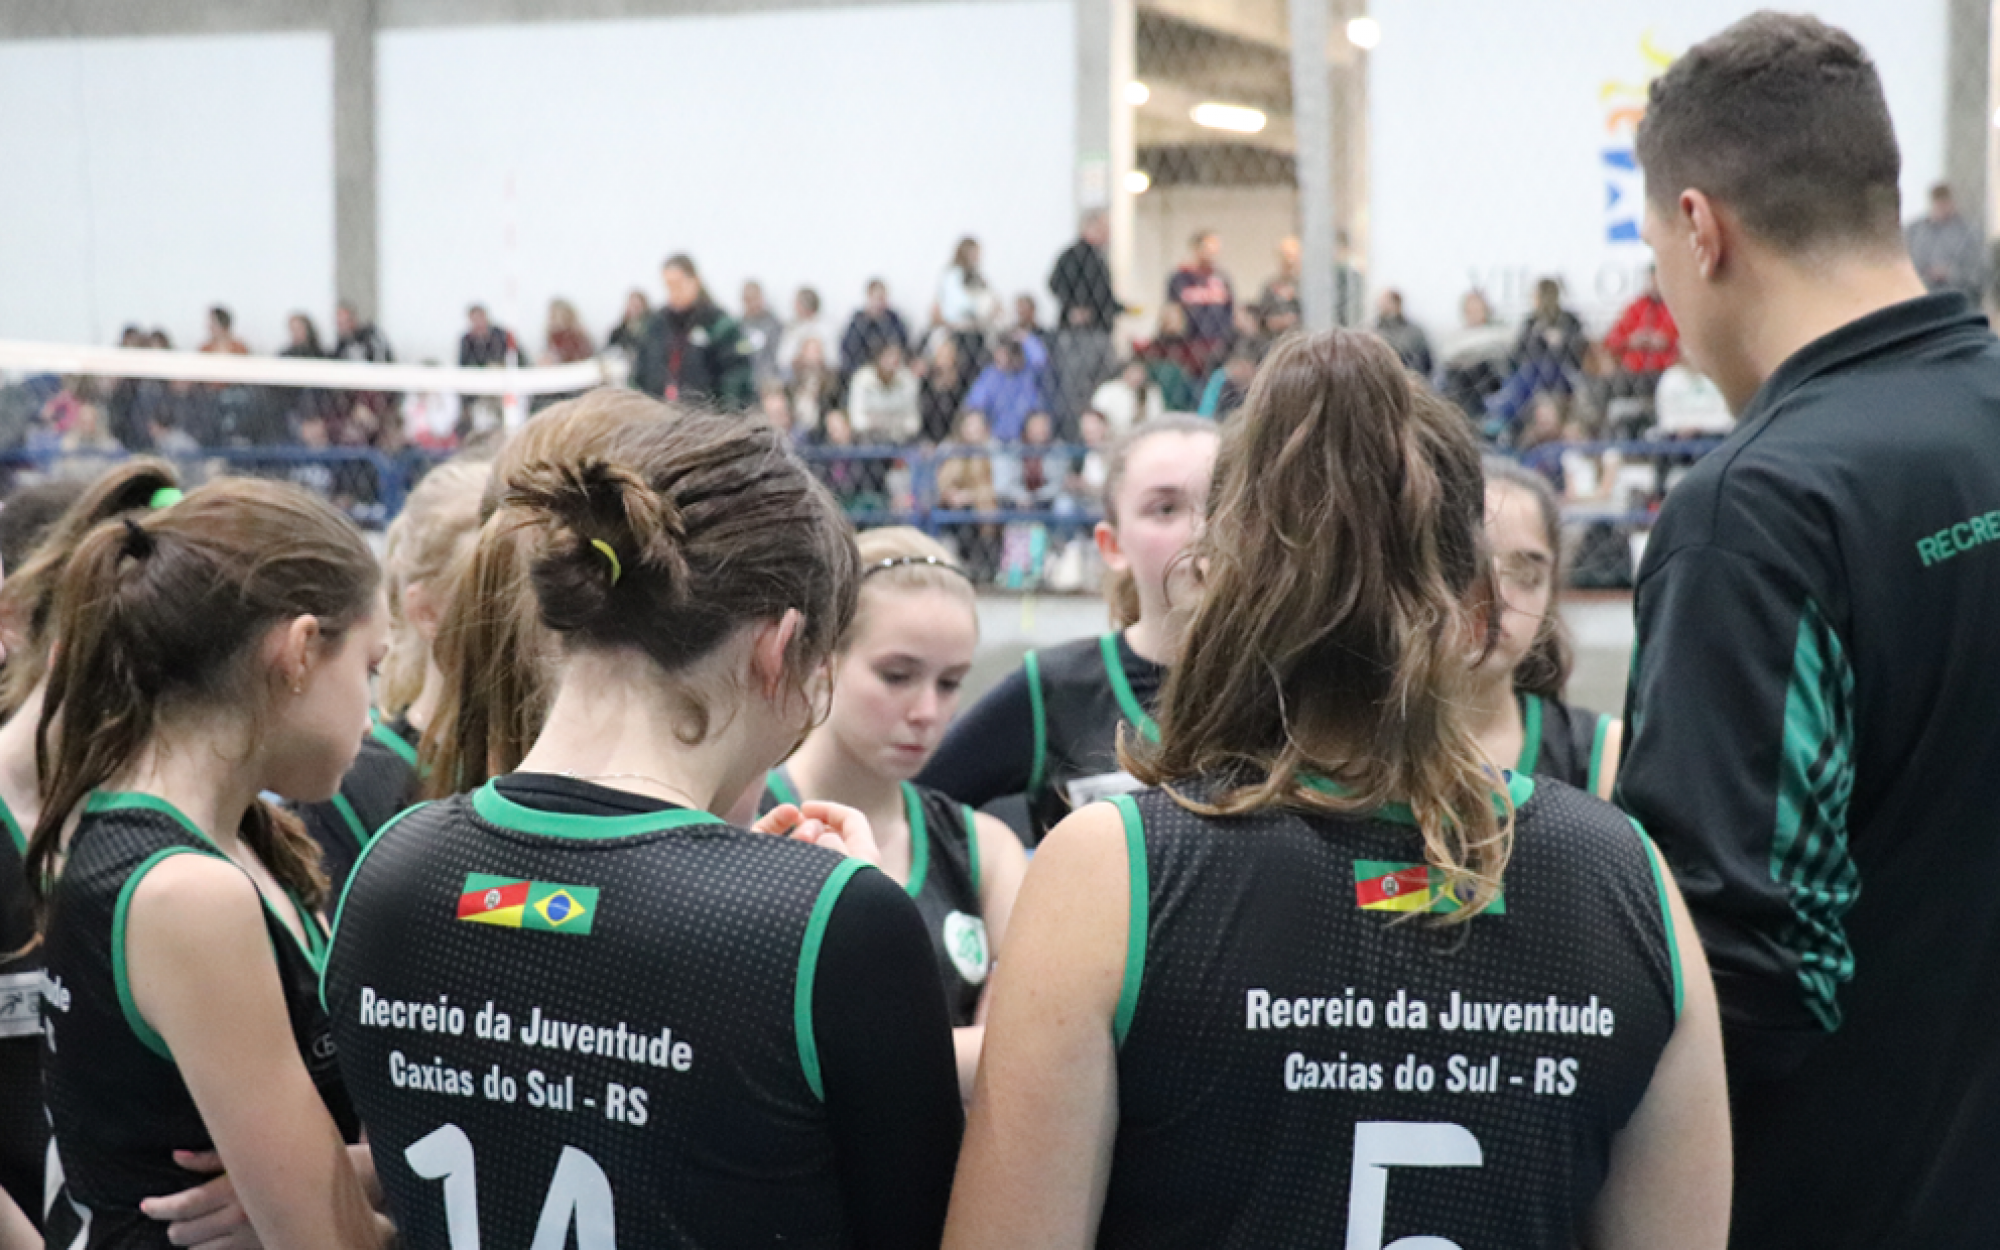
471 781 724 840
319 804 430 1014
1300 771 1536 826
1587 713 1613 796
1516 692 1544 776
962 805 982 896
1110 794 1149 1049
368 713 421 770
1024 651 1048 798
795 857 867 1101
901 783 930 899
1771 598 1859 1033
113 846 208 1062
329 793 369 854
1100 632 1160 744
0 796 23 856
1631 819 1684 1019
765 769 801 808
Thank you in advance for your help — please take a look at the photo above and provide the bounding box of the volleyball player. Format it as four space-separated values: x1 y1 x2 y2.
31 478 391 1249
765 527 1028 1094
944 331 1729 1248
919 415 1218 842
1470 458 1622 798
298 459 487 890
324 393 962 1248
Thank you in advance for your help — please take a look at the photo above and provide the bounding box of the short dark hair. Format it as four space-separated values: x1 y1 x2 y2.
1636 12 1900 253
209 306 232 331
662 253 698 278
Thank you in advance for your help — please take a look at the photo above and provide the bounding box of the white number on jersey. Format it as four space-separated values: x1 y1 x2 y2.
1344 1120 1483 1250
407 1123 617 1249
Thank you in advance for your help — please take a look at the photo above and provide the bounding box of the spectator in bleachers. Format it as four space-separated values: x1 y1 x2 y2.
938 236 1002 371
1373 289 1433 375
737 280 784 386
779 286 832 378
1488 277 1589 431
1516 390 1567 453
810 409 885 513
1136 303 1202 410
107 326 149 449
201 306 248 357
1197 344 1258 420
783 337 843 437
1434 289 1514 419
403 366 460 452
757 383 799 441
1653 363 1734 437
840 279 911 378
937 410 999 513
963 336 1045 442
1252 237 1303 340
334 301 393 365
281 312 343 439
1063 408 1112 507
458 304 514 369
1004 410 1066 511
1334 229 1367 327
918 336 971 444
847 341 921 444
1089 359 1165 437
1167 229 1235 373
1602 267 1678 395
1011 293 1050 370
630 255 752 408
1906 182 1986 298
605 289 651 358
541 298 594 364
1049 210 1123 424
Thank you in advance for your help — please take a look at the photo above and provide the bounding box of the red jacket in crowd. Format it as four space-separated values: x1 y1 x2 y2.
1604 292 1679 375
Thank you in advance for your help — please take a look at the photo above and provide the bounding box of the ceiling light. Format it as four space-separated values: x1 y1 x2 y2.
1190 103 1267 134
1347 16 1382 50
1126 80 1151 106
1125 169 1152 195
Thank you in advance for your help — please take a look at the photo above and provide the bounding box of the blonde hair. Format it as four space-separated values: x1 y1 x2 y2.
848 527 976 650
377 459 489 719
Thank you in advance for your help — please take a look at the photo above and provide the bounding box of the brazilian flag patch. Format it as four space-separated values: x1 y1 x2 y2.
1353 860 1504 915
457 873 599 935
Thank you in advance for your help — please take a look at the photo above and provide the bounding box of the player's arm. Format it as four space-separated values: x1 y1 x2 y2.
1593 718 1625 803
1618 542 1853 1081
943 802 1128 1250
814 869 964 1250
1585 856 1730 1249
916 666 1040 808
951 813 1031 1095
127 855 389 1250
0 1188 34 1250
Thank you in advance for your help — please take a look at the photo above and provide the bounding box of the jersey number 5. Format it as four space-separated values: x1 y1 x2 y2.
1345 1121 1483 1250
406 1124 616 1249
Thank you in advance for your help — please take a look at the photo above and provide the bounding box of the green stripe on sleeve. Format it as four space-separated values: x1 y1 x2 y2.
369 716 421 770
1109 794 1149 1049
794 858 867 1102
1100 633 1160 744
320 803 430 1014
1630 819 1684 1019
766 769 801 809
1515 692 1544 776
0 798 24 856
962 805 982 896
115 847 208 1061
900 784 930 899
1024 651 1048 798
330 793 369 855
1586 714 1613 797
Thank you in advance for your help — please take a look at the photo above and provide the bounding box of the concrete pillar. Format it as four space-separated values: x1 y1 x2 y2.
331 0 379 319
1074 0 1136 315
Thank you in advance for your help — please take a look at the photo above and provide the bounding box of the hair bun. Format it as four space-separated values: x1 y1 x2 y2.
506 457 693 619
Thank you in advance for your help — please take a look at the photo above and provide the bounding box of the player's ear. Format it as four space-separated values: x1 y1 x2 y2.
1094 520 1130 574
1682 190 1726 282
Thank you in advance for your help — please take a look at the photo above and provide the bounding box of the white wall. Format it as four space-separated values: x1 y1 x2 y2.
1369 1 1950 333
0 33 335 350
377 2 1077 363
1130 185 1297 332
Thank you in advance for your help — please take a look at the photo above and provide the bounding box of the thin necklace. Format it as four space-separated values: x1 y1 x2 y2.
562 771 702 809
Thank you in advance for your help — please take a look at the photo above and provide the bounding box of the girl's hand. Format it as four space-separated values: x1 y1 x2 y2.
141 1150 261 1249
754 801 882 866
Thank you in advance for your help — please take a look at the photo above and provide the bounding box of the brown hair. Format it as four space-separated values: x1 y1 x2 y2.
1636 12 1901 254
1126 331 1506 919
1099 414 1218 630
28 478 380 913
0 458 182 719
420 393 640 796
504 408 858 744
848 528 974 650
377 458 489 719
1482 457 1573 700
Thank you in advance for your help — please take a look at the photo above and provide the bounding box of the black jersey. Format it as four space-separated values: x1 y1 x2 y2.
1516 692 1613 795
42 793 357 1249
765 774 990 1026
0 797 42 1228
920 631 1163 844
323 776 960 1250
1096 775 1679 1249
297 715 421 895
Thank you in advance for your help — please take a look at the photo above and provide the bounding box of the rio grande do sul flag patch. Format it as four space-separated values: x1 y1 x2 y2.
1353 860 1505 915
457 873 599 935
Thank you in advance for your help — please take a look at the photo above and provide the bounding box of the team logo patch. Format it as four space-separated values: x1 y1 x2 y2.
942 911 990 984
457 873 599 935
1353 861 1505 915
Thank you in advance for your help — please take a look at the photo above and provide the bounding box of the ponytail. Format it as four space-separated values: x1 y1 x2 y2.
378 458 489 720
1126 331 1508 922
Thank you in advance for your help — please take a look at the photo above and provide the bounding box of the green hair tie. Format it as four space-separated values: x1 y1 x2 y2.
149 487 184 509
590 539 623 586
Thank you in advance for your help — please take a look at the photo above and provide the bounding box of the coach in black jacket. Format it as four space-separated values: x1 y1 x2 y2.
1623 13 2000 1248
631 254 753 410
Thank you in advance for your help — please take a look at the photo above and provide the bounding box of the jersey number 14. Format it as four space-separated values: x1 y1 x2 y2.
406 1124 615 1249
